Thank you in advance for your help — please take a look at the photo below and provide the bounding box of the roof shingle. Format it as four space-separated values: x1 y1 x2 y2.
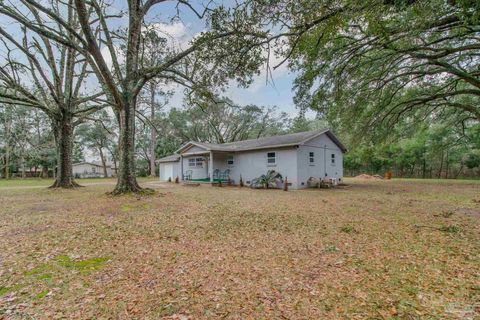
170 129 346 160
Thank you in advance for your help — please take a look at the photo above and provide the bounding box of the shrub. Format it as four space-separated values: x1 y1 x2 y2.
340 226 358 234
439 225 460 233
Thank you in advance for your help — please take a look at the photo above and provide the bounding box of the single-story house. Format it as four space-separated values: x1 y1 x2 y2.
158 129 346 189
72 161 115 178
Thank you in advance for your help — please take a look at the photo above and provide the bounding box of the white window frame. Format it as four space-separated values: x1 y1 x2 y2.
188 158 204 167
331 153 336 166
92 166 96 173
309 151 315 165
195 157 204 167
267 152 276 166
227 155 234 166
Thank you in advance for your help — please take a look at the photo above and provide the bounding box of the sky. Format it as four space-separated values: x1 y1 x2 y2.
141 1 304 117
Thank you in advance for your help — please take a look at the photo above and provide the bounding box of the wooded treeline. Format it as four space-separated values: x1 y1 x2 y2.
342 122 480 179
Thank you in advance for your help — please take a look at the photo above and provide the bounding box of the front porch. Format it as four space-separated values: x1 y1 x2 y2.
188 177 229 183
180 151 234 183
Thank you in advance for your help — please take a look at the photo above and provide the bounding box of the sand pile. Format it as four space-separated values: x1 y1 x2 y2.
354 174 384 180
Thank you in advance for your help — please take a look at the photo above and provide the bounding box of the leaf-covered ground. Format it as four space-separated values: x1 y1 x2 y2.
0 178 479 319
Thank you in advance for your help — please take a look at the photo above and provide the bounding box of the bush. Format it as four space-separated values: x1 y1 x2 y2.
439 225 460 233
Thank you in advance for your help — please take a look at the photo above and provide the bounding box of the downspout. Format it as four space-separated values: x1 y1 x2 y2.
180 154 184 181
324 144 327 178
209 151 213 183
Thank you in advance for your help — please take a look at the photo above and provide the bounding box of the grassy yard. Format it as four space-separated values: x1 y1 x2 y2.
0 177 157 188
0 178 478 319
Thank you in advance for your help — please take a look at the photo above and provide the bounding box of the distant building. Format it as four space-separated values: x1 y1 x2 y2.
72 161 115 178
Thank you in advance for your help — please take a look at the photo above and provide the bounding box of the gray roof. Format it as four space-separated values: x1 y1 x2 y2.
176 129 347 154
157 154 181 163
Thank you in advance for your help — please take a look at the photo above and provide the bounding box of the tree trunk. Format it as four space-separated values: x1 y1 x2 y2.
4 113 11 179
5 143 9 179
445 150 449 179
99 148 108 178
21 155 26 179
112 100 142 194
422 158 426 179
438 153 444 179
149 85 157 177
50 114 80 188
454 163 464 178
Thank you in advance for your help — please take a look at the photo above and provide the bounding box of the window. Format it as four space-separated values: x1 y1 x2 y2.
188 157 204 167
227 155 234 166
92 167 96 173
309 152 315 164
267 152 276 165
331 153 336 165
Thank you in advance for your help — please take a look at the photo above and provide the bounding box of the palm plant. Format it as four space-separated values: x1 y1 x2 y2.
257 170 283 189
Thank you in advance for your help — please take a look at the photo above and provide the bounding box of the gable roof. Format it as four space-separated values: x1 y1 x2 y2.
73 161 112 168
176 129 347 154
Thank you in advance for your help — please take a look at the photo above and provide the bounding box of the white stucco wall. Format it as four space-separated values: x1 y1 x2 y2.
211 153 232 175
226 147 299 188
181 155 209 180
296 134 344 187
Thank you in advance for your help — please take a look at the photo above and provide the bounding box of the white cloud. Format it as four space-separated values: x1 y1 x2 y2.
147 21 193 49
100 45 125 72
246 50 290 93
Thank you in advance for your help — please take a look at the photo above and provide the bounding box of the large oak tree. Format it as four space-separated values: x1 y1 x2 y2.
0 0 103 188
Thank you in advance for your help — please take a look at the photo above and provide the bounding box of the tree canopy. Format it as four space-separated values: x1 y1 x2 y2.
288 0 480 136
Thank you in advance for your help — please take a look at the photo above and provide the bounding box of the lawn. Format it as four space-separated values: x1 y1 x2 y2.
0 177 157 188
0 178 478 319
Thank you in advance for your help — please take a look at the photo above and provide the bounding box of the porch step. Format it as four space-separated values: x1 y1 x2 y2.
182 181 201 187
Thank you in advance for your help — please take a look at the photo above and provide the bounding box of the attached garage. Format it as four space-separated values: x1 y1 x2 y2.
158 155 181 181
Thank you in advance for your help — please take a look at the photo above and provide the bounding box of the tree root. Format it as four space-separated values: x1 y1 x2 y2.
109 179 155 196
48 179 83 189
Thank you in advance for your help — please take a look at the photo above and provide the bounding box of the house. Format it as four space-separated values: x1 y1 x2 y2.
158 129 346 189
72 161 115 178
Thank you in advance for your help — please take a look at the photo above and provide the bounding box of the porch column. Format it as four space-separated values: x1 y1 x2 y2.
209 151 213 182
180 154 183 181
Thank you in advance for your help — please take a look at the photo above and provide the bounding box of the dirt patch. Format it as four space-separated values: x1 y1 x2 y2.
455 207 480 217
353 174 384 180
